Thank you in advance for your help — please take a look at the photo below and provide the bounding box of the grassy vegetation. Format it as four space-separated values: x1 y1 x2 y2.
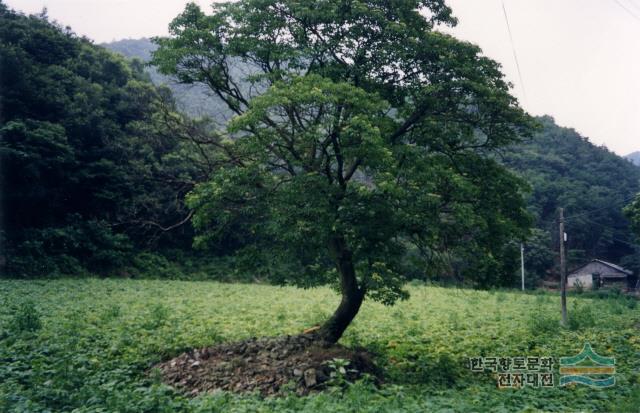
1 279 639 412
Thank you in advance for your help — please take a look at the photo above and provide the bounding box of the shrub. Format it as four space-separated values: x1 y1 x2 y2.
529 311 558 335
495 291 507 303
325 358 357 389
4 217 132 277
448 312 462 330
582 289 618 300
143 303 170 330
567 302 596 331
398 351 465 387
131 253 177 278
9 301 42 333
408 279 427 287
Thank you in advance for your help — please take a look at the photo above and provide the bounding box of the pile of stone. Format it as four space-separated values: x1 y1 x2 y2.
155 333 378 396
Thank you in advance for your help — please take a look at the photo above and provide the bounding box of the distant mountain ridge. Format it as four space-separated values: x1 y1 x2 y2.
102 38 229 120
102 38 155 61
626 151 640 166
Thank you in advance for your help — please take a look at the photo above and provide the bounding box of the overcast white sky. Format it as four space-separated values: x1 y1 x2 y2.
5 0 640 155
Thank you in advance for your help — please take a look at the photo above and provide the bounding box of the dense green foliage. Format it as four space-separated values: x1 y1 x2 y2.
151 0 535 325
503 116 640 282
1 279 638 412
624 197 640 283
0 5 215 277
106 37 640 288
624 195 640 238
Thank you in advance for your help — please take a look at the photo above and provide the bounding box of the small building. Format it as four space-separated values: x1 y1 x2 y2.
567 259 632 289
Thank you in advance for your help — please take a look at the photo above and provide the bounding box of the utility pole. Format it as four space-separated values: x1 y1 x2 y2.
559 208 568 327
521 243 525 291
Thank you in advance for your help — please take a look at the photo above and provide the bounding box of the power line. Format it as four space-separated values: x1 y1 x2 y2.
610 237 640 250
612 0 640 22
571 216 640 249
564 193 638 220
578 216 624 233
501 1 528 106
532 193 637 228
623 0 640 13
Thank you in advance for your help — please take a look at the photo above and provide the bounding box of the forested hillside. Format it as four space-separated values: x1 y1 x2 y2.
0 8 214 276
104 38 230 120
503 117 640 280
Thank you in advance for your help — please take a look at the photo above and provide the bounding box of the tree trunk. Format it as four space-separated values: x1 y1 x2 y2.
316 236 365 345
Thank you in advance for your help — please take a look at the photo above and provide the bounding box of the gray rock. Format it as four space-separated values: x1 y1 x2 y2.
217 361 231 371
303 368 317 387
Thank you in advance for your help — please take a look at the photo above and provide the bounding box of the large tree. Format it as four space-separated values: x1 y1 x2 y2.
153 0 535 344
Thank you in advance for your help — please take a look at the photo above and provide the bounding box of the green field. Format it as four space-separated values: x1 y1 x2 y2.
1 279 639 412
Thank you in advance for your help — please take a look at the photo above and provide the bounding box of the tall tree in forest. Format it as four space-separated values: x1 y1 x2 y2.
625 195 640 237
153 0 535 343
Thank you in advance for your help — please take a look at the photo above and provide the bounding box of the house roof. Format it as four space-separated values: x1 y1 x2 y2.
568 259 633 276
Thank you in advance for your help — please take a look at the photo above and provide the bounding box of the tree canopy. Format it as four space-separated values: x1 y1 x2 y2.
625 195 640 237
152 0 535 343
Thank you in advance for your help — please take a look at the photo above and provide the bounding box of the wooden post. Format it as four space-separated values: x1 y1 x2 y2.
559 208 568 327
521 243 525 291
